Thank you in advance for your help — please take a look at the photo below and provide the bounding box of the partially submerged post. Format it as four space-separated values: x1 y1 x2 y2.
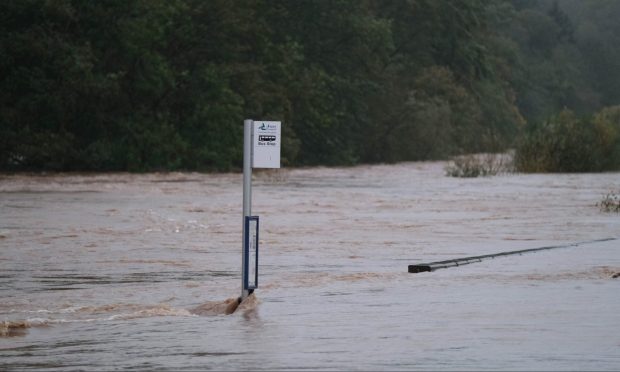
241 119 281 301
241 119 253 301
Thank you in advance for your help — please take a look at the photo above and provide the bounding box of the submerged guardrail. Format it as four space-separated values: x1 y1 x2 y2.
408 238 618 273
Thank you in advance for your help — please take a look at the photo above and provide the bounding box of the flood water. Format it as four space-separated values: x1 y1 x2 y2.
1 162 620 370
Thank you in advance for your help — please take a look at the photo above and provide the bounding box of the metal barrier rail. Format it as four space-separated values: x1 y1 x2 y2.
408 238 617 273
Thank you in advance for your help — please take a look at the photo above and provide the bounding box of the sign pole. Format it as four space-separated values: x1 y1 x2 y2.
241 119 253 301
240 119 280 303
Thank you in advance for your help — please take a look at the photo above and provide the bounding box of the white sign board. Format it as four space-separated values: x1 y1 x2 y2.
252 121 281 168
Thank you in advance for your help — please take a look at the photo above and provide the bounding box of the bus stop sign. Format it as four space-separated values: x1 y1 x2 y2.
252 121 281 168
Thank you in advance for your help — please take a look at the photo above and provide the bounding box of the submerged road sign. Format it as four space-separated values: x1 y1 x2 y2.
241 119 281 301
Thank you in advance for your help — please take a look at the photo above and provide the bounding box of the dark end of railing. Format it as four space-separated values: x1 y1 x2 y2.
408 264 432 273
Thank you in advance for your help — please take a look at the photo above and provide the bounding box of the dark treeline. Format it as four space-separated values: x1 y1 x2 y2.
1 0 619 171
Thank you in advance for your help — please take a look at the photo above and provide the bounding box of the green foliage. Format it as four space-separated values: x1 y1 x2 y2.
1 0 619 172
515 107 620 172
375 66 484 162
592 106 620 170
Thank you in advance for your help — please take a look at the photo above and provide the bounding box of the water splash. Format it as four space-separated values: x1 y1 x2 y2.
1 296 262 338
190 293 260 316
1 320 38 337
0 303 197 338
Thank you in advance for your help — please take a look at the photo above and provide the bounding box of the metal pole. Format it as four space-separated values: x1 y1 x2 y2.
241 119 253 300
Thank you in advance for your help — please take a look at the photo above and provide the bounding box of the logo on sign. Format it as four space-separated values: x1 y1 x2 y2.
258 123 277 131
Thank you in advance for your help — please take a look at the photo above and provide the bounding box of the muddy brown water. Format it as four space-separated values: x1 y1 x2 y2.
1 162 619 370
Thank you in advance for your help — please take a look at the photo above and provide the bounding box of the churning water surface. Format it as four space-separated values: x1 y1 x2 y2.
1 162 620 370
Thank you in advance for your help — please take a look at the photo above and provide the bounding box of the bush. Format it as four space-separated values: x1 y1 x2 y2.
445 152 513 177
515 108 620 172
599 191 620 213
592 106 620 170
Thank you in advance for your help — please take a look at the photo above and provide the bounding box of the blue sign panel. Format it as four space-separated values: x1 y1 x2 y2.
244 216 259 290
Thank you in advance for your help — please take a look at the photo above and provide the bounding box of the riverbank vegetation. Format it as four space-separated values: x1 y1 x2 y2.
445 153 513 178
599 191 620 213
1 0 619 172
515 107 620 173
